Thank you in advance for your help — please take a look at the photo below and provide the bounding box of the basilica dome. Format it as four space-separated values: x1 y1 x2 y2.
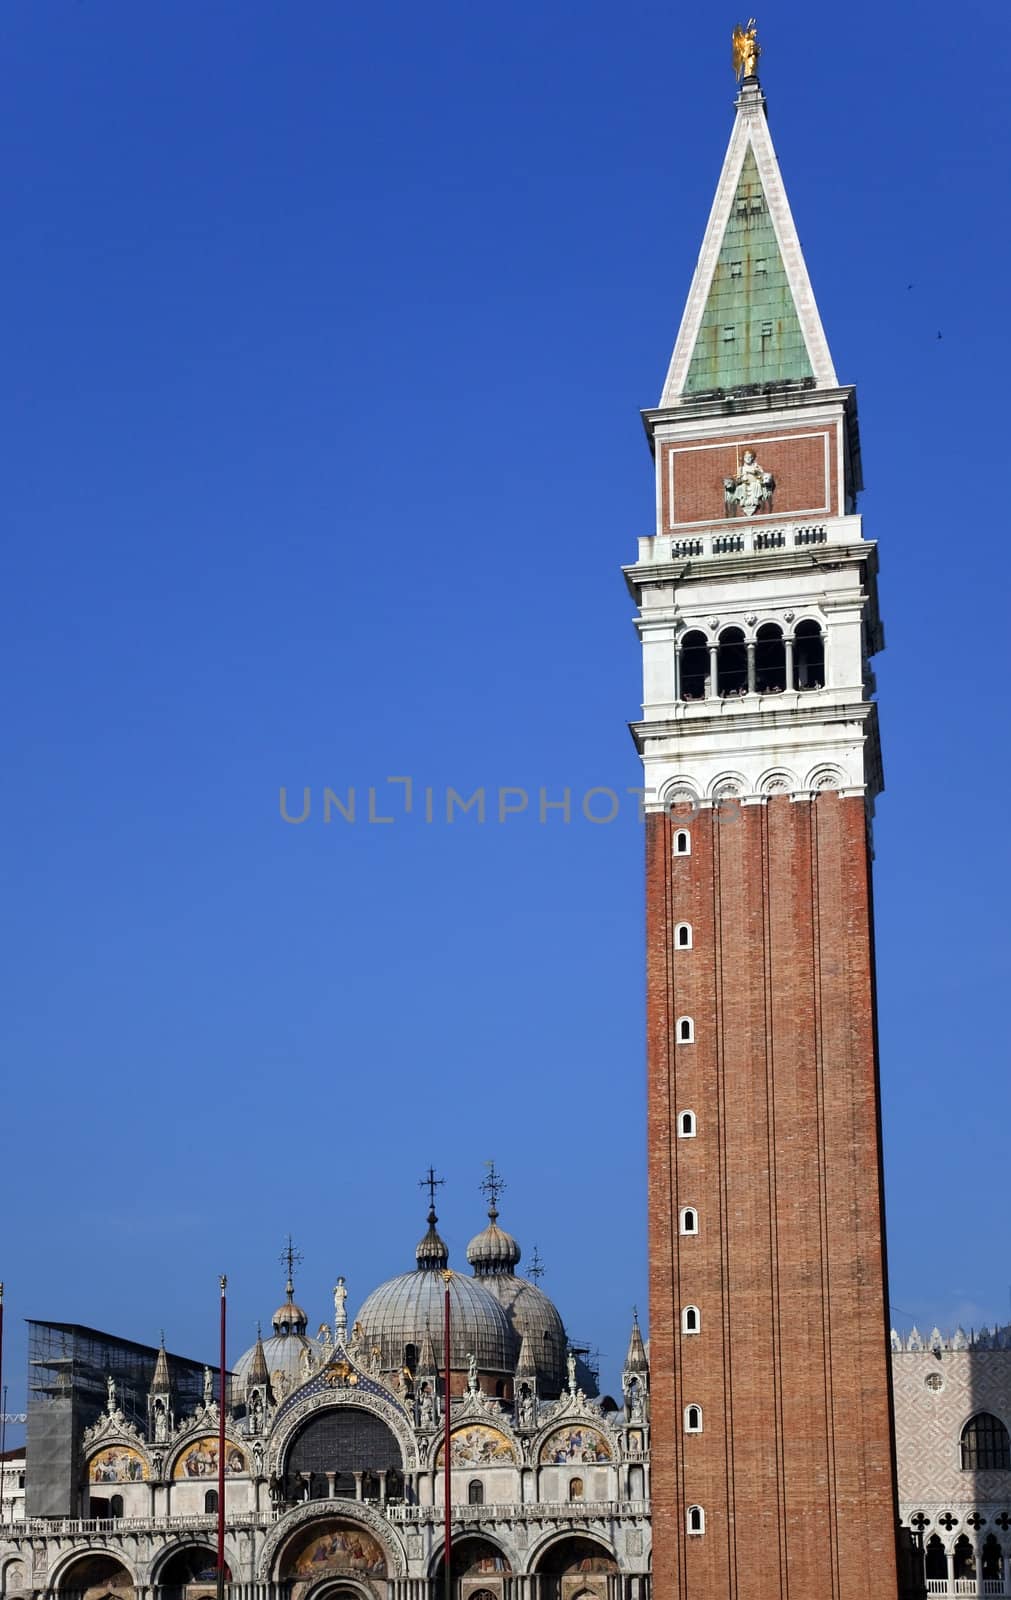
352 1207 519 1378
465 1200 569 1396
233 1281 318 1399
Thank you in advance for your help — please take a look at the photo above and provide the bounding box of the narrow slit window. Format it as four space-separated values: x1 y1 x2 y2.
685 1404 703 1433
677 1017 694 1044
682 1305 701 1335
680 1207 698 1235
675 923 693 950
674 830 692 856
687 1505 705 1535
678 1110 697 1138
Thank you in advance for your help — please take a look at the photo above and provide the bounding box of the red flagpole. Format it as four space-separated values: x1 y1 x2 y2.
217 1276 227 1600
442 1270 452 1600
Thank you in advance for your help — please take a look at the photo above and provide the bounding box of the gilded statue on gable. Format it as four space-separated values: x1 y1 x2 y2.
732 19 761 81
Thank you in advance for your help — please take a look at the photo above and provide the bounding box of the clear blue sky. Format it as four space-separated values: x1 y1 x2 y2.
2 0 1008 1426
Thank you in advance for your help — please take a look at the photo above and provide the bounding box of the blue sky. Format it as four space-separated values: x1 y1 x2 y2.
2 0 1009 1425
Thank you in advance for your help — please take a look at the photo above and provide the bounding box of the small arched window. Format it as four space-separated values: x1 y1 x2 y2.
468 1479 484 1506
960 1412 1011 1470
793 619 825 689
687 1505 705 1535
204 1489 218 1514
685 1404 703 1433
568 1477 584 1502
755 622 786 694
674 829 691 856
678 630 710 701
109 1494 124 1519
677 1017 694 1044
717 627 747 697
404 1343 418 1371
675 922 693 949
678 1110 697 1138
680 1207 698 1236
682 1305 700 1335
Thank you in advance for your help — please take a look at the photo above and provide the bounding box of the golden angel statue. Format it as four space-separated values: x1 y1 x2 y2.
732 19 761 81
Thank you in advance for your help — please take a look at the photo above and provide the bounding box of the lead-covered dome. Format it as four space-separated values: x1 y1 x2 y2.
233 1281 317 1397
353 1207 518 1377
466 1199 570 1396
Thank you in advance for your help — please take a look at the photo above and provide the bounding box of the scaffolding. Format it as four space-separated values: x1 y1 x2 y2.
26 1322 217 1518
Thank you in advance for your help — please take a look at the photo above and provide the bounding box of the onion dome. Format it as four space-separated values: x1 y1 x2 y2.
272 1278 309 1336
354 1203 518 1377
233 1276 316 1394
466 1203 521 1275
465 1182 571 1396
415 1205 450 1271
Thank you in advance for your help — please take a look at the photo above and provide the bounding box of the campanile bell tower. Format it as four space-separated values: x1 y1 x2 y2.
625 32 900 1600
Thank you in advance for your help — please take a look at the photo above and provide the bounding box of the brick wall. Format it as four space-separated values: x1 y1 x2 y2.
646 794 898 1599
660 427 837 528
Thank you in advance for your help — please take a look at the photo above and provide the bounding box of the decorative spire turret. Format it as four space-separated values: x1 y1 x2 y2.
148 1335 174 1443
244 1322 272 1435
622 1310 649 1425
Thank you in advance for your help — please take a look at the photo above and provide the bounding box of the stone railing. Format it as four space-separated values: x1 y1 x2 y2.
925 1581 1006 1596
388 1502 647 1524
11 1512 277 1537
633 517 861 568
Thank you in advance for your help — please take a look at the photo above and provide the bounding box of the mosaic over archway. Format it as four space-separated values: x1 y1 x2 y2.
435 1425 515 1467
280 1519 387 1600
173 1438 246 1479
538 1426 611 1464
88 1446 148 1483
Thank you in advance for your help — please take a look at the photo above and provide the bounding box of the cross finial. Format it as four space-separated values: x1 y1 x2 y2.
480 1159 506 1215
280 1234 303 1291
529 1245 545 1282
419 1166 444 1213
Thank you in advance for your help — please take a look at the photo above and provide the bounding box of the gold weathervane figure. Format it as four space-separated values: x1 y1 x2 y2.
732 19 761 81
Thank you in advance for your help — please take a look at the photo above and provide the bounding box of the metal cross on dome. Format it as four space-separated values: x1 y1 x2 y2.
419 1166 444 1210
280 1235 303 1285
480 1160 506 1211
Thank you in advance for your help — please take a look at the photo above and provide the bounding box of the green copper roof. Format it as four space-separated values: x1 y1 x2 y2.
682 148 813 395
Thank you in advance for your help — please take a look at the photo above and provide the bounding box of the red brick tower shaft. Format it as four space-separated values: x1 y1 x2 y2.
626 55 899 1600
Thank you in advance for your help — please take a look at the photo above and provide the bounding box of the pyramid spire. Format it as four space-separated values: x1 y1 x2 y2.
246 1323 270 1388
151 1334 171 1393
624 1309 648 1375
659 68 836 407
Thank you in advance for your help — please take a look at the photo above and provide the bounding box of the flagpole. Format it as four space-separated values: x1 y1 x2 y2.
442 1269 452 1600
217 1275 227 1600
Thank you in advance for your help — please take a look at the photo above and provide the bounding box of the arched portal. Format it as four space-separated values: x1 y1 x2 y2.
154 1545 231 1600
431 1536 511 1600
54 1553 135 1600
533 1535 618 1600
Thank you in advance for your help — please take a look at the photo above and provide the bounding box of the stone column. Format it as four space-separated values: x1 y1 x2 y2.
784 636 794 691
746 641 756 694
708 644 719 699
